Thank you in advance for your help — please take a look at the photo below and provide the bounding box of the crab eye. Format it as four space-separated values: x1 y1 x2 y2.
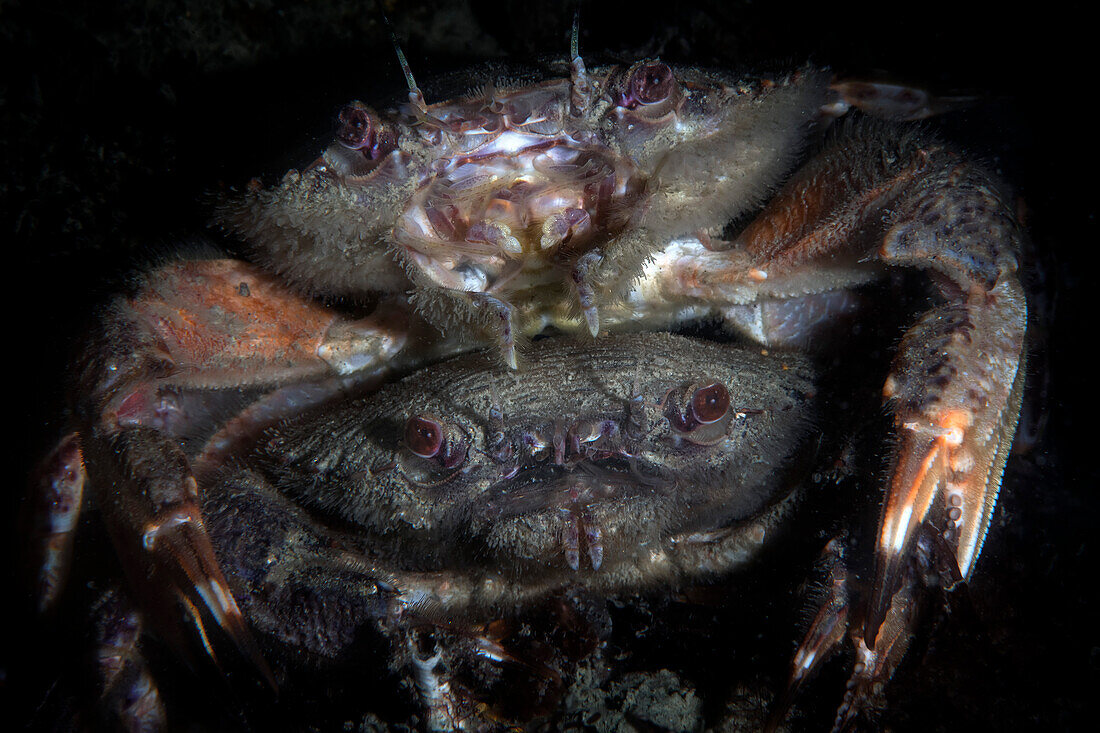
628 62 675 106
405 415 444 458
689 382 730 424
664 379 734 445
403 414 469 470
337 103 376 150
335 102 397 168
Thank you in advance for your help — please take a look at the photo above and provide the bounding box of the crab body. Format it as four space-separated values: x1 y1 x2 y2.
222 61 830 366
29 47 1027 732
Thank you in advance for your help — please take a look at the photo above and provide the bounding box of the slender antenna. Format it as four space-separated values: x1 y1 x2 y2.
569 9 590 117
378 4 431 116
571 9 581 61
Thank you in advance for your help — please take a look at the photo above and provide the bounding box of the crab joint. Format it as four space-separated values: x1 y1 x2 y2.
141 507 201 551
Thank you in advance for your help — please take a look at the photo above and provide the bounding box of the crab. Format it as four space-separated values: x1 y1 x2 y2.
101 331 826 729
29 29 1026 732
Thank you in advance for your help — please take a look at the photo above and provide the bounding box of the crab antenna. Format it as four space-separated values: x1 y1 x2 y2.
571 10 581 61
569 9 590 117
392 32 426 110
378 5 431 116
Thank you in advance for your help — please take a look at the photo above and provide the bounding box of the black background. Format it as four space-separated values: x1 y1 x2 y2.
4 0 1095 729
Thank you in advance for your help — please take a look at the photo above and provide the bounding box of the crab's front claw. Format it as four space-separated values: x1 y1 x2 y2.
867 277 1027 645
675 129 1032 727
83 423 275 688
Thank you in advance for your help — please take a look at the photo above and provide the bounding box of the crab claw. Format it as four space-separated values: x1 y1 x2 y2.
865 277 1026 645
64 258 419 691
713 131 1030 728
86 425 276 689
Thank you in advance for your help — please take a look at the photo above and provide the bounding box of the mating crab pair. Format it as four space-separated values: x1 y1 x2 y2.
30 25 1026 731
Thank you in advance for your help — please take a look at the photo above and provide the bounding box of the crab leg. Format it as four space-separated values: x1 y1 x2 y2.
868 162 1026 639
26 432 85 612
765 537 851 732
95 588 168 732
671 126 1023 590
82 423 276 685
824 79 978 121
71 259 410 684
638 124 1025 717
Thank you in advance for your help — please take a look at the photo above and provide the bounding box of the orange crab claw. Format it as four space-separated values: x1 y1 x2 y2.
650 122 1030 728
866 280 1027 644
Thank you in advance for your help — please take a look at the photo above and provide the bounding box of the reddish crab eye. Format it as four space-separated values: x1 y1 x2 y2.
334 103 397 171
628 62 675 105
405 415 444 458
664 379 732 440
689 382 730 424
337 104 376 150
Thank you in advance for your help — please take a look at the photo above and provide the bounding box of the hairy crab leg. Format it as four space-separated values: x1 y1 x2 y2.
71 258 412 686
765 537 851 732
95 587 168 732
869 160 1026 638
635 124 1025 721
825 79 978 121
570 250 604 337
468 292 518 369
26 432 86 612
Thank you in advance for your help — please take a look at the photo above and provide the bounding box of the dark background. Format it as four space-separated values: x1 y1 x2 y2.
3 0 1095 729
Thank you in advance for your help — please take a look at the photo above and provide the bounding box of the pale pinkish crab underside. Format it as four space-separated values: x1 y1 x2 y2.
223 57 832 367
